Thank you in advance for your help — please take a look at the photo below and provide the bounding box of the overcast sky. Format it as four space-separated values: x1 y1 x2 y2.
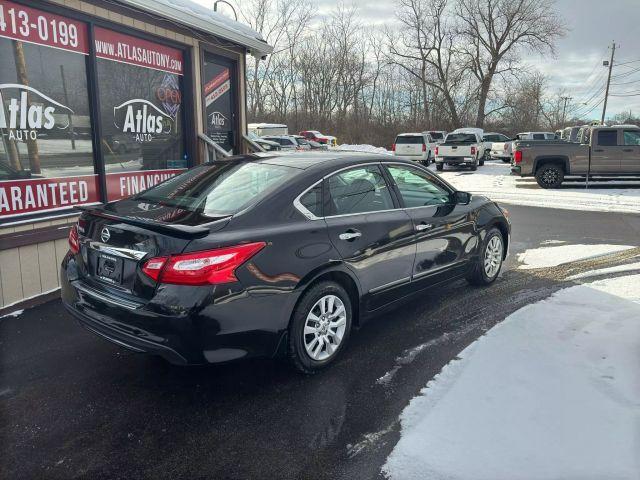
217 0 640 119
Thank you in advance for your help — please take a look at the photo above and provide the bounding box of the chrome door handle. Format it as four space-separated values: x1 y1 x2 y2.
415 223 433 232
338 230 362 241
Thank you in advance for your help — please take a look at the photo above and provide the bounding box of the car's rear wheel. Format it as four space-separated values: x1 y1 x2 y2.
470 158 478 171
535 164 564 188
288 281 352 374
436 163 444 171
467 227 504 285
501 158 510 163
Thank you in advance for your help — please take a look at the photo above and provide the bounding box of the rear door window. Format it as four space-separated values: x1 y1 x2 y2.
623 130 640 145
597 130 618 146
532 134 546 140
395 136 424 144
326 165 394 216
298 184 323 217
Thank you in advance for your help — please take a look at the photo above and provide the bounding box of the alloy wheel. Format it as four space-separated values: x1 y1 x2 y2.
484 235 503 278
303 295 347 361
542 168 559 186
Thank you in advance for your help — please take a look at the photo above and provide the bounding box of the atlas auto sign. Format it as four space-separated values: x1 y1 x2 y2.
114 99 173 142
0 84 73 141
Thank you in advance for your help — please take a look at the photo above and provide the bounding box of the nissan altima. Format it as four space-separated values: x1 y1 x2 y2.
61 153 510 373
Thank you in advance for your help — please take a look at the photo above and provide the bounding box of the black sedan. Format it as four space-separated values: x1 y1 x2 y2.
61 153 510 373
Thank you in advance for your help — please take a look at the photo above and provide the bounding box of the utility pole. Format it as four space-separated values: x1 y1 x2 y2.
601 41 616 125
560 96 572 127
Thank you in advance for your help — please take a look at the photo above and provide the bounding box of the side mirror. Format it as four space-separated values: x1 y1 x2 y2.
454 191 472 205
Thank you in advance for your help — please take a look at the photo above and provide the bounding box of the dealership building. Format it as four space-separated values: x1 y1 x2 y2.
0 0 272 310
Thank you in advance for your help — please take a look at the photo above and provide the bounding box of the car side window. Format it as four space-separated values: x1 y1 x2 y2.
386 165 451 208
623 130 640 145
597 130 618 146
532 134 545 140
326 165 394 216
299 184 323 217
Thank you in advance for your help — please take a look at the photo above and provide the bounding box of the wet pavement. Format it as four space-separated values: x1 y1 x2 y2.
1 204 639 480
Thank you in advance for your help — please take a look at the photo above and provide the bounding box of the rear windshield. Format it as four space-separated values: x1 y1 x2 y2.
445 133 476 143
135 162 298 217
429 131 444 140
395 135 424 144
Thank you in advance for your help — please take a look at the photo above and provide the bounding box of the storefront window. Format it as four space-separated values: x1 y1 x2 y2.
203 52 236 153
0 1 97 219
94 27 187 201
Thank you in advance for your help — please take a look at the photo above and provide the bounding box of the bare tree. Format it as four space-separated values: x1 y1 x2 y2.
456 0 565 127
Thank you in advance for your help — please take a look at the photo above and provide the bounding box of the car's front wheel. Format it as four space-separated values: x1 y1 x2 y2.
288 281 352 374
467 227 504 285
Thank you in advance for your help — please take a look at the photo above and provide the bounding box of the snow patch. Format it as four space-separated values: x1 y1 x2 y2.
334 144 392 155
383 274 640 480
0 309 24 319
430 162 640 214
566 261 640 281
347 423 396 459
517 244 634 269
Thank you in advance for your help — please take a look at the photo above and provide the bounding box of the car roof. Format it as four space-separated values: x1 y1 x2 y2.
396 132 425 136
221 152 413 171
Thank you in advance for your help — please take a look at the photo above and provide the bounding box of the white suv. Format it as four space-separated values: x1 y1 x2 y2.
392 132 436 164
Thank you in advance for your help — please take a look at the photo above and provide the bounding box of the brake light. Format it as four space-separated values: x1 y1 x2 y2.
435 146 439 156
503 143 508 151
422 143 427 152
514 150 523 164
391 143 396 152
142 242 266 285
68 225 80 254
471 146 477 155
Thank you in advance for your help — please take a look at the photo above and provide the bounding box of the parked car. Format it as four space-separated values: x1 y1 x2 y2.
482 132 511 161
292 134 327 150
61 153 510 373
435 130 486 170
248 123 289 136
562 126 584 143
262 135 310 151
512 125 640 188
491 131 557 163
299 130 338 147
246 132 281 152
392 132 436 164
426 130 447 144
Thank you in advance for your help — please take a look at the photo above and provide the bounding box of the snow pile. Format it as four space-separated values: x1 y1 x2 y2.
0 309 24 320
383 274 640 480
566 261 640 280
430 162 640 214
517 244 634 270
334 144 392 155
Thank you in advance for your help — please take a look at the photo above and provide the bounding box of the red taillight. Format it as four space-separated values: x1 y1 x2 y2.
391 143 396 152
514 150 523 164
435 146 439 156
142 242 266 286
503 143 508 151
471 146 477 155
68 225 80 254
422 143 427 152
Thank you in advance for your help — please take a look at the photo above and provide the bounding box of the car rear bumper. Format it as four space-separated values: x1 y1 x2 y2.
60 254 298 365
436 157 475 165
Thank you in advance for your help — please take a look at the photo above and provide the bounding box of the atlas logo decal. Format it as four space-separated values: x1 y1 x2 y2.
209 111 227 128
114 99 173 142
0 84 73 141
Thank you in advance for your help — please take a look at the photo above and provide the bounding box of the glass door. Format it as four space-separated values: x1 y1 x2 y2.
202 52 237 154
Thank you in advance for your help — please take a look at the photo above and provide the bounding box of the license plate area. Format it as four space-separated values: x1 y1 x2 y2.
97 254 124 285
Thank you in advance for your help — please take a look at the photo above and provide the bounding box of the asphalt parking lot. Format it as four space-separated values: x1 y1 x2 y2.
1 204 639 480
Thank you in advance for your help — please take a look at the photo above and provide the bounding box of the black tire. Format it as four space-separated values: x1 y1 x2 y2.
467 227 504 286
436 163 444 171
288 281 352 374
535 164 564 189
470 159 478 171
501 158 510 163
479 158 485 166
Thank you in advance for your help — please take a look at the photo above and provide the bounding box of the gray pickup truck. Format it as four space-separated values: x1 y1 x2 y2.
512 125 640 188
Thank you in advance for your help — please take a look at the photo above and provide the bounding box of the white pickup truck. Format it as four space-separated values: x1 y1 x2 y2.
491 131 556 163
435 129 485 171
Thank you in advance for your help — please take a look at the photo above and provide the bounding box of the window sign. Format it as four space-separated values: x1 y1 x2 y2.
203 53 236 152
0 2 95 219
95 27 187 201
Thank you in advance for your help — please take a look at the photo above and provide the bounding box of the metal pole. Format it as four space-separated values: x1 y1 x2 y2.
601 42 616 125
60 65 76 150
561 96 572 127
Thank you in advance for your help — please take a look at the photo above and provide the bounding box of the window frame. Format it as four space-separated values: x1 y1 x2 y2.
1 0 196 227
381 162 455 210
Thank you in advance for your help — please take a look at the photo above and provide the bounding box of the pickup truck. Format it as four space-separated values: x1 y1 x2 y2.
512 125 640 188
491 131 557 163
435 130 485 171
